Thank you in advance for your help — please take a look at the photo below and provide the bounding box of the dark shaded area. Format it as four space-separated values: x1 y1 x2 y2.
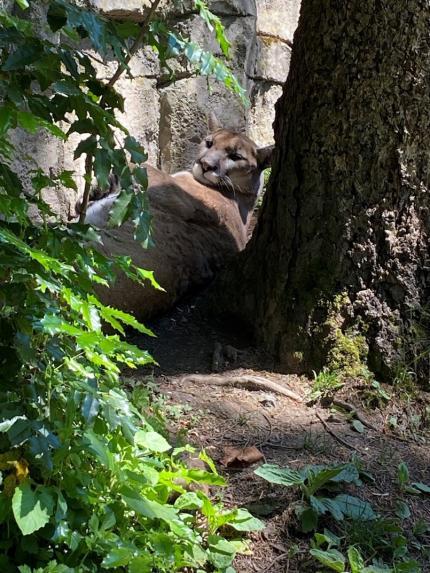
130 291 266 376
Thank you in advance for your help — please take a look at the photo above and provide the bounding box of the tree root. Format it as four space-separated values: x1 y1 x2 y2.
179 373 303 403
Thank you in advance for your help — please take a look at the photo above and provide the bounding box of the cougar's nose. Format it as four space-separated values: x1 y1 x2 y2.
200 158 216 173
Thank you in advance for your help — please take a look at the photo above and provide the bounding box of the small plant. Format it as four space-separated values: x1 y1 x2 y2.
310 368 344 400
361 380 391 409
310 527 422 572
254 462 375 532
396 462 430 495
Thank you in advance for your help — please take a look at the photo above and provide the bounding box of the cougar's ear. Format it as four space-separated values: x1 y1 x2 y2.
208 112 221 133
256 145 274 170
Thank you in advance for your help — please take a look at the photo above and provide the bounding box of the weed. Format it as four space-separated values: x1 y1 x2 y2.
396 462 430 495
255 461 375 532
310 368 344 400
311 523 422 572
360 379 391 409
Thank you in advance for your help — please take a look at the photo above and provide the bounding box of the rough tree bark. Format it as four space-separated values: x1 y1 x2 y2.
220 0 430 385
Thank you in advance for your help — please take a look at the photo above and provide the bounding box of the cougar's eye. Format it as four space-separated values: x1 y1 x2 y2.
206 139 213 148
229 152 244 161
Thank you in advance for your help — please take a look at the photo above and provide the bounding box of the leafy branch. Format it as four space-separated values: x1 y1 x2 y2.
0 2 257 571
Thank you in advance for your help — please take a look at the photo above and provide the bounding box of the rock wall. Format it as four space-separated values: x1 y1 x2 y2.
13 0 301 217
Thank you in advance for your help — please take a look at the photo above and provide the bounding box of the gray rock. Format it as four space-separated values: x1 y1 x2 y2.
252 35 291 84
256 0 300 43
247 82 283 146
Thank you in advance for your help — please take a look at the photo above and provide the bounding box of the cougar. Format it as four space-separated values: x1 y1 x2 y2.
84 114 273 322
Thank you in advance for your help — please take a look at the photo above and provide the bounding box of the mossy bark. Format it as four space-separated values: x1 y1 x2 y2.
219 0 430 385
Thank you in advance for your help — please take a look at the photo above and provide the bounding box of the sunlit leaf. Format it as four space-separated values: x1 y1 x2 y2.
12 482 54 536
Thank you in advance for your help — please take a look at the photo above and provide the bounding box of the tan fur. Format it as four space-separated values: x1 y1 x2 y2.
85 121 273 322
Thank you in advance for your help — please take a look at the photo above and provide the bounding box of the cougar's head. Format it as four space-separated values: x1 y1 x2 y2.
192 113 274 198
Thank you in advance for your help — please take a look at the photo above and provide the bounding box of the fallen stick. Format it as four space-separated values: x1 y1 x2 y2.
261 552 289 573
316 411 363 453
179 374 303 403
332 399 378 431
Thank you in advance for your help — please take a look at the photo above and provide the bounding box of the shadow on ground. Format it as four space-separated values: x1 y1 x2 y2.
128 294 430 573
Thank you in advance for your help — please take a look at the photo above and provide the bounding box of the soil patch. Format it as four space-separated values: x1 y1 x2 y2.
130 296 430 573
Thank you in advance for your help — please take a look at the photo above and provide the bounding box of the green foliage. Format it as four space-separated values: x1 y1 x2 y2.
310 527 422 572
310 367 344 400
150 21 249 106
315 519 424 573
194 0 231 57
396 462 430 495
0 1 256 571
254 462 375 532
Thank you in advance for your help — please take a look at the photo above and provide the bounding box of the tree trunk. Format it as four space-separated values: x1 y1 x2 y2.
220 0 430 385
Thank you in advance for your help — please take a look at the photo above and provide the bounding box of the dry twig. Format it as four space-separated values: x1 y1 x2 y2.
332 399 378 431
316 411 363 453
261 552 289 573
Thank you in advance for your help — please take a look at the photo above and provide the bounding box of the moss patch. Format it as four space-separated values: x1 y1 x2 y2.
325 293 369 379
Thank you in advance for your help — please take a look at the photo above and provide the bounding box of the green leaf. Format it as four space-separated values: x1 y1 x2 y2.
3 44 42 70
84 430 115 471
309 548 346 572
89 296 155 337
207 535 237 569
0 106 16 135
333 494 376 521
134 430 171 453
47 2 67 31
254 464 304 487
393 560 421 573
412 518 428 536
185 469 225 486
299 507 319 532
226 508 264 532
305 465 349 495
121 487 179 523
351 419 365 433
16 111 66 139
362 566 392 573
395 500 411 519
15 0 29 9
410 482 430 494
310 496 344 521
124 136 148 164
347 546 365 573
397 463 409 487
12 482 54 535
129 555 153 573
101 546 134 568
194 0 231 57
94 148 111 190
52 79 82 96
133 165 148 189
73 135 97 160
109 189 133 227
314 529 342 549
174 492 204 510
58 170 77 191
0 493 11 524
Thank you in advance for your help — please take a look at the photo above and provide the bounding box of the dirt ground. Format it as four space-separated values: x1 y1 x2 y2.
129 295 430 573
